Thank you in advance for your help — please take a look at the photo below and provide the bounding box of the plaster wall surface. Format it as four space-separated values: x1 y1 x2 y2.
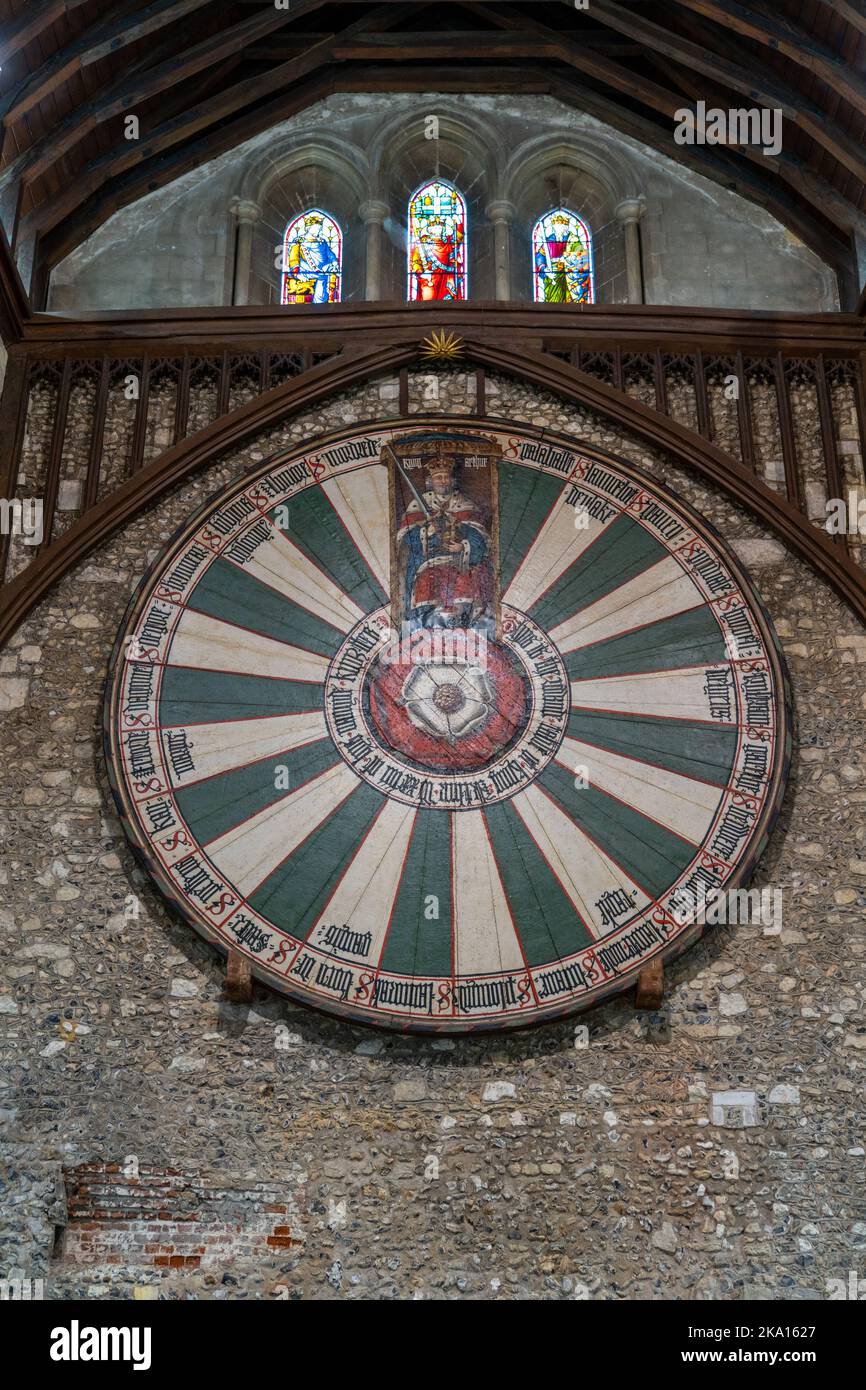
0 369 863 1299
46 94 838 314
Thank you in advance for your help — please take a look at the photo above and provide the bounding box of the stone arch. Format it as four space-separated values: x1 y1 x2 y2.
501 131 642 210
369 104 500 299
233 137 372 305
502 134 644 304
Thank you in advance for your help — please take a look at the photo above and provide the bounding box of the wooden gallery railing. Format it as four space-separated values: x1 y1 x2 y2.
0 346 336 588
0 304 865 640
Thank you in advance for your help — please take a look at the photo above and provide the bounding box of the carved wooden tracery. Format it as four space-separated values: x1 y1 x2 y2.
1 309 866 649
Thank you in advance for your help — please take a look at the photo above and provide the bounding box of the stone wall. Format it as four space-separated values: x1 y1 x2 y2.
45 94 839 314
1 370 864 1300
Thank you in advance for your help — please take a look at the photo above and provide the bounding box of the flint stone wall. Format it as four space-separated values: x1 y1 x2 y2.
0 370 864 1300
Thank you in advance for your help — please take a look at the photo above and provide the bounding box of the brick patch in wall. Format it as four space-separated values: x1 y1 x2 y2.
57 1164 306 1273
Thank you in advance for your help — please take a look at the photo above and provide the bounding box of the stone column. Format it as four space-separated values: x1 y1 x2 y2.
615 198 645 305
360 200 390 301
485 200 517 301
229 199 261 307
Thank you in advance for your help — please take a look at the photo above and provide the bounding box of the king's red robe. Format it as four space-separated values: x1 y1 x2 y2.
397 490 489 619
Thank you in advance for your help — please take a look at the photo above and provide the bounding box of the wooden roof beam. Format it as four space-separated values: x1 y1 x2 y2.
467 3 866 241
584 0 866 188
669 0 866 117
814 0 866 37
331 31 562 60
0 0 91 60
248 32 644 59
0 0 215 127
0 0 332 204
32 3 420 262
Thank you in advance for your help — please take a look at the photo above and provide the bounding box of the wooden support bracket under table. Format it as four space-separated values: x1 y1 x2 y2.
634 958 665 1010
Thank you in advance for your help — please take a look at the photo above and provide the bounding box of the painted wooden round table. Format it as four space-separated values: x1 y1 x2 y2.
105 418 790 1032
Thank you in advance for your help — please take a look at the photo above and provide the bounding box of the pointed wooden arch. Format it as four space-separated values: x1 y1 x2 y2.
1 336 865 648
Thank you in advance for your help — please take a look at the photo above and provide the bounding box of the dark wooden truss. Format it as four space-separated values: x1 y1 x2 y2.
0 0 865 308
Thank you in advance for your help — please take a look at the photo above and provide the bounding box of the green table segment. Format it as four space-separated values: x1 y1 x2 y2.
105 418 790 1032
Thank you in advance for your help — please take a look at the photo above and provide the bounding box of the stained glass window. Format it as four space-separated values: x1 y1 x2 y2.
532 209 593 304
281 209 342 305
407 181 467 302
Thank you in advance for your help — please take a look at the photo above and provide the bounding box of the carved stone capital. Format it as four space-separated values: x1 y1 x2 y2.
359 199 390 227
615 197 645 226
229 198 261 226
485 200 518 226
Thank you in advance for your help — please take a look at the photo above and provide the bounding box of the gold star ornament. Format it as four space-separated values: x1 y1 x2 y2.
419 330 465 363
